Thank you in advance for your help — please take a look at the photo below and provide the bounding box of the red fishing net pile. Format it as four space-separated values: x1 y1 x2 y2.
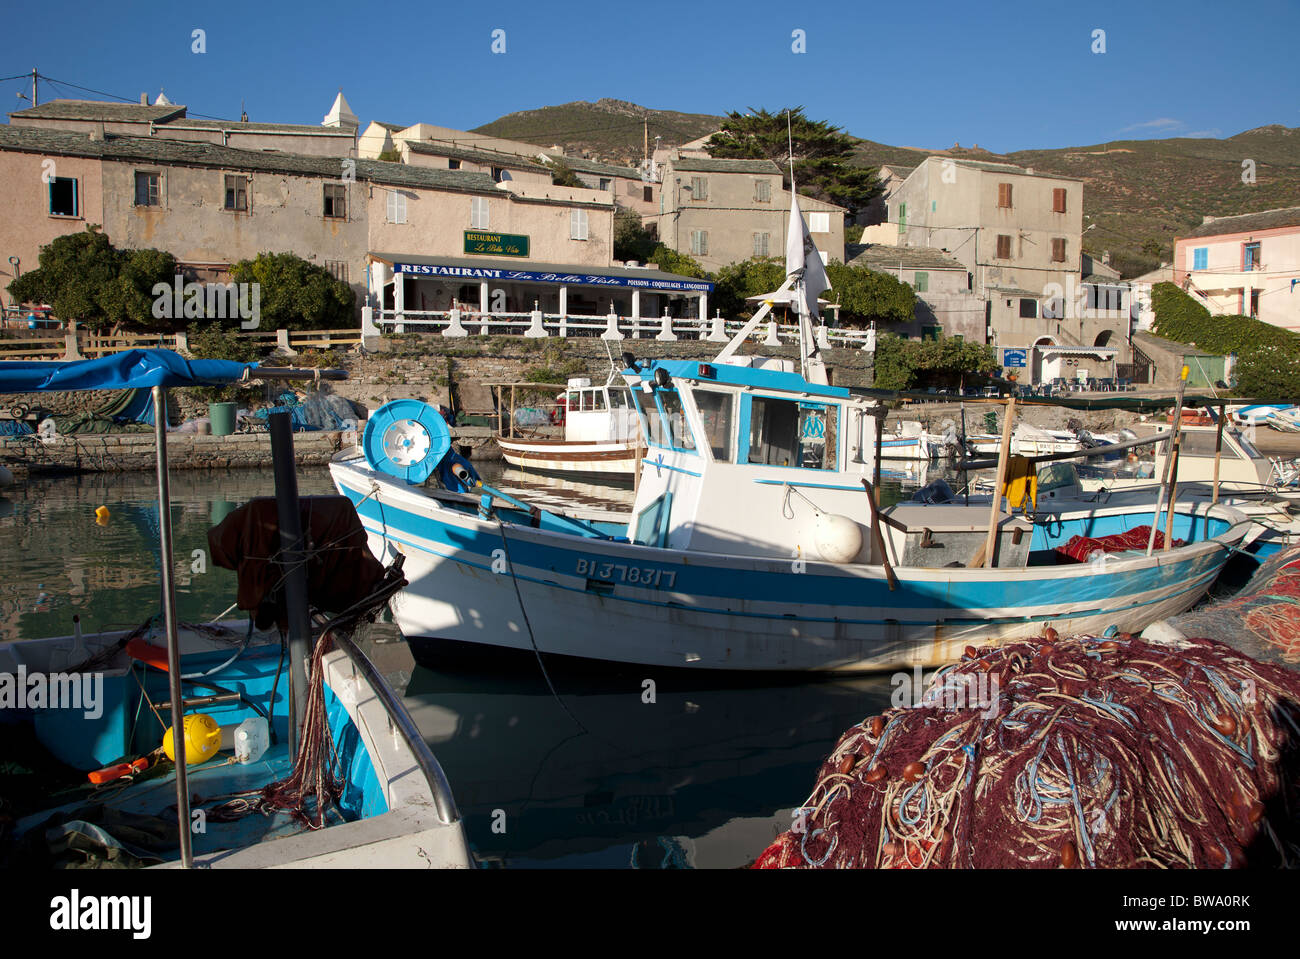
1056 525 1183 563
753 632 1300 869
1171 546 1300 666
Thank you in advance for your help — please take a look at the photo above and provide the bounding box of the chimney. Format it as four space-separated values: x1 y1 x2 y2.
140 93 149 105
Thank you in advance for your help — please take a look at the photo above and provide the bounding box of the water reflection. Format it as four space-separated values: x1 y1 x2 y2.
0 468 337 642
403 659 892 868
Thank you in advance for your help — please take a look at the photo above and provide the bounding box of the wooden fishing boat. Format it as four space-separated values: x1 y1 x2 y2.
493 374 641 477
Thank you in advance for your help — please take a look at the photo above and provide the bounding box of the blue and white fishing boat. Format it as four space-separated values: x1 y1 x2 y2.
0 350 470 868
329 201 1249 673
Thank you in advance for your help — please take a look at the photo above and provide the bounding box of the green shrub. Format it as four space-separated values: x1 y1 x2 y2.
1151 282 1300 399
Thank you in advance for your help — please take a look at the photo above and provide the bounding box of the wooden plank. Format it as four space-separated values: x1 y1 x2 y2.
978 396 1016 568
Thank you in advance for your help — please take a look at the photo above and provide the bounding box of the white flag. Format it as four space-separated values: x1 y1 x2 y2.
785 192 831 319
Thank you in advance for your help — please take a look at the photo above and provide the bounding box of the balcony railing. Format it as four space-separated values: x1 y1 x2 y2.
371 307 876 350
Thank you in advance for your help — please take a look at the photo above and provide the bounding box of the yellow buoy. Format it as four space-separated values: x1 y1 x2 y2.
163 713 222 766
94 506 110 526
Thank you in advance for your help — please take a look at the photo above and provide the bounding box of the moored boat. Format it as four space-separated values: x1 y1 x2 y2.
494 373 642 477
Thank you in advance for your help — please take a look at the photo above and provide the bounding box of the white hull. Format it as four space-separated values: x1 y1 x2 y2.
331 456 1244 673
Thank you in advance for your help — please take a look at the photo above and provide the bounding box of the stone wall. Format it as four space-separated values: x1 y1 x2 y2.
0 430 348 478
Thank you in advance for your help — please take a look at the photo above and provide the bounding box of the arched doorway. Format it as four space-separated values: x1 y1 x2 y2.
1032 336 1056 385
1094 330 1113 348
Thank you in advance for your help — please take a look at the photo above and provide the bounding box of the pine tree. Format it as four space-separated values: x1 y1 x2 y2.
705 107 881 215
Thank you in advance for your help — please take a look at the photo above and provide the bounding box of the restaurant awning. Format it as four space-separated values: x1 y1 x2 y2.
369 252 714 293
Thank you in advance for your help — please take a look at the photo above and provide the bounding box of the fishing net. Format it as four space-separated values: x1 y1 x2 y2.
207 630 342 830
753 632 1300 869
1164 545 1300 668
1056 525 1183 562
253 631 342 829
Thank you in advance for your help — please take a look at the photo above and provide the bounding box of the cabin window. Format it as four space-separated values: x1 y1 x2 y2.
654 389 697 453
745 396 838 470
635 387 697 453
1179 430 1241 459
694 390 735 462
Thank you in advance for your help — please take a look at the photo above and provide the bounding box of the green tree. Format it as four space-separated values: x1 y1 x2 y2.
376 148 402 162
6 225 176 332
711 256 787 318
870 333 997 391
647 244 709 279
825 261 915 327
101 248 180 332
184 321 260 403
705 107 881 215
546 159 587 189
614 206 657 262
228 252 356 331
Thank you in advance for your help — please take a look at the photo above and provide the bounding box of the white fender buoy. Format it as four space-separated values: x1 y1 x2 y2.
1141 620 1187 646
815 513 863 564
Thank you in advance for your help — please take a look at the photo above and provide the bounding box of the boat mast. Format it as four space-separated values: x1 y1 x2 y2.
152 386 193 869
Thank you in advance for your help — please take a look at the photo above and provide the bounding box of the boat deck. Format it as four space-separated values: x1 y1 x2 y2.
11 741 349 866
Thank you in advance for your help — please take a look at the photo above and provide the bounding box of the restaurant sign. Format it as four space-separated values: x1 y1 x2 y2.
464 231 529 257
393 262 714 293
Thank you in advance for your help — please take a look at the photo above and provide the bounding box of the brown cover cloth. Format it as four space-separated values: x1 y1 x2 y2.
208 496 386 630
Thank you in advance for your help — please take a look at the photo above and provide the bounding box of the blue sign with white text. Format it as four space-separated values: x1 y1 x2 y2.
393 262 714 293
1003 349 1027 368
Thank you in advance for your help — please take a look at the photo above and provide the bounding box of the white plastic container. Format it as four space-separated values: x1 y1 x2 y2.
234 716 269 764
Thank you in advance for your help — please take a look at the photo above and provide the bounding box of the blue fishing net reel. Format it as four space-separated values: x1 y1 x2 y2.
362 399 479 491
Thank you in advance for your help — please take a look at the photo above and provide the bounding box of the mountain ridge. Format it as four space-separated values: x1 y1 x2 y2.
474 101 1300 276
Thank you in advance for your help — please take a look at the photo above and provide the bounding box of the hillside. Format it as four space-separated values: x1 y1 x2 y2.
476 101 1300 277
472 99 721 166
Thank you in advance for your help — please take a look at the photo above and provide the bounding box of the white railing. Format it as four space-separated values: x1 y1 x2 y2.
373 309 876 350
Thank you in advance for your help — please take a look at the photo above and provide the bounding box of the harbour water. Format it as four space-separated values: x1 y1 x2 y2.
0 462 950 867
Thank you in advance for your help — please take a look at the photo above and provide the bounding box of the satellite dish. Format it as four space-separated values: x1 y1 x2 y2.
362 399 451 484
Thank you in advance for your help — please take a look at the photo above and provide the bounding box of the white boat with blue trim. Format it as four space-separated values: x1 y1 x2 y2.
329 357 1247 672
329 196 1248 673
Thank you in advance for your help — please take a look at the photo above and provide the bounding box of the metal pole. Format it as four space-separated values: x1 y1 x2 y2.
269 411 310 758
153 386 192 868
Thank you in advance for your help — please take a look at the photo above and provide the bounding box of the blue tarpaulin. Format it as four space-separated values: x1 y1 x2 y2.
0 349 253 393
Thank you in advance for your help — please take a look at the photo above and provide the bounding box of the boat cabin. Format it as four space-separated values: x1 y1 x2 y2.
1149 423 1273 487
559 376 640 444
621 357 916 562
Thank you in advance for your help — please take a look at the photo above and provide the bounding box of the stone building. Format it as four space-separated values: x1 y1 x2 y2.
1174 207 1300 332
846 243 984 341
652 155 846 272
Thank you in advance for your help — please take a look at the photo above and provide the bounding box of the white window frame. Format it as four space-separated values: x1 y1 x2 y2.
570 208 589 241
471 196 489 229
386 190 407 224
809 212 830 233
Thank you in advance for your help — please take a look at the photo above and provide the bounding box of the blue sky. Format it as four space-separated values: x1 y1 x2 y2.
2 0 1296 153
